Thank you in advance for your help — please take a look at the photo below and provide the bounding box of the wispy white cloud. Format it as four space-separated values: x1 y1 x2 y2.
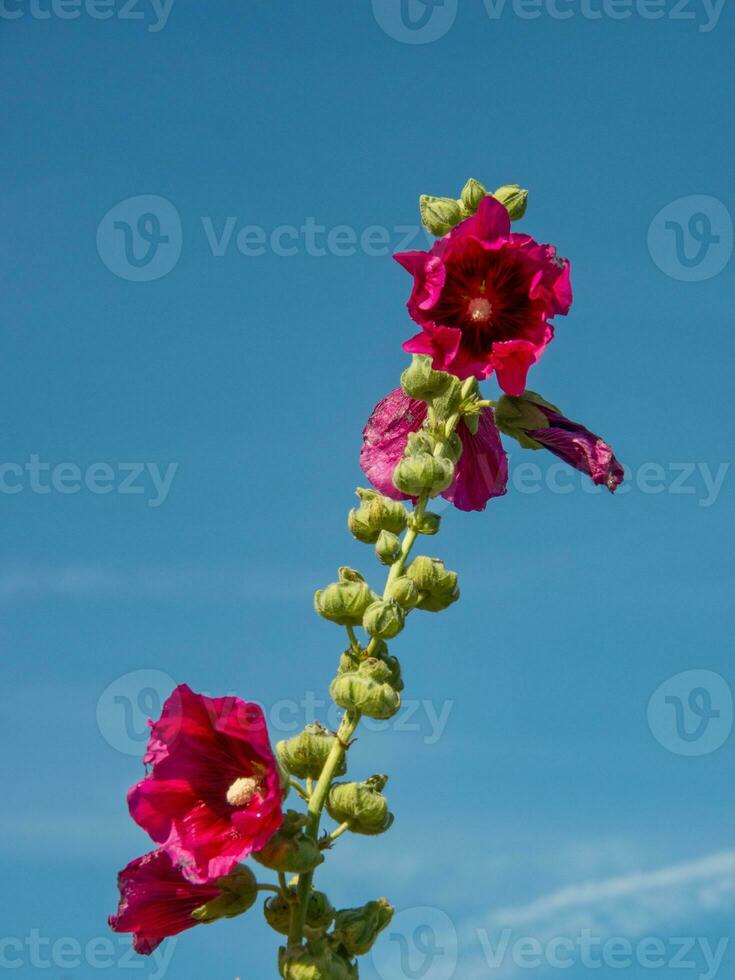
483 850 735 932
462 850 735 978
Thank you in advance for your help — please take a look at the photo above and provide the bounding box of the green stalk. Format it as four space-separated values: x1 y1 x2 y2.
286 412 463 949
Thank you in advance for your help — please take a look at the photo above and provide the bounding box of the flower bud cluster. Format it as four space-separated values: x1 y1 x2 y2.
420 177 528 235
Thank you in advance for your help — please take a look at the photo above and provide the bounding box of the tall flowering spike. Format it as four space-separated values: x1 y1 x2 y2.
496 392 624 492
128 684 284 883
360 388 508 512
109 849 254 955
395 195 572 392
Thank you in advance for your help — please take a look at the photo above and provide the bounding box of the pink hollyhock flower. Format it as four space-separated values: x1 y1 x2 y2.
395 196 572 393
360 388 508 512
109 849 224 955
526 405 624 492
128 684 284 883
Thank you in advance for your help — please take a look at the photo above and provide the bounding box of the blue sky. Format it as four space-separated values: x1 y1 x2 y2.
1 1 733 978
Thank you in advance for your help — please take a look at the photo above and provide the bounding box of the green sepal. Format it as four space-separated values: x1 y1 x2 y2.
400 354 453 402
332 898 395 956
191 865 258 922
253 811 325 874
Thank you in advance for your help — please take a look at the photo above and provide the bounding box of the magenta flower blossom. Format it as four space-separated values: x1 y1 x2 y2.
395 196 572 393
128 684 284 883
360 388 508 512
527 405 624 492
109 849 224 955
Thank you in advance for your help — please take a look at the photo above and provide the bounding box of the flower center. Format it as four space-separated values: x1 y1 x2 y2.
467 297 493 324
226 777 260 808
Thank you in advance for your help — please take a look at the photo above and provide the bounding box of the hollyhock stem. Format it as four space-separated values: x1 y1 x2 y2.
287 488 434 948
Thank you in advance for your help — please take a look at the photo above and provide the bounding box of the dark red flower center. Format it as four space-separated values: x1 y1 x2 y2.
429 243 543 358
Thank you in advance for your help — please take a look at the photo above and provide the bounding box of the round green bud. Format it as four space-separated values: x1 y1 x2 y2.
253 811 325 875
363 599 405 640
327 775 394 837
393 453 454 498
419 194 463 236
493 183 529 221
408 510 441 536
277 723 347 781
460 177 488 215
384 575 420 612
330 658 401 720
264 886 334 937
263 893 292 935
191 864 258 923
375 530 402 566
279 941 358 980
348 490 408 543
314 569 377 627
332 898 395 956
406 556 460 612
400 354 453 401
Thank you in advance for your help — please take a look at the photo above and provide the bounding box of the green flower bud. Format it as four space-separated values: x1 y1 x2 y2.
493 183 529 221
330 658 401 720
406 556 460 612
375 530 401 566
400 354 453 401
304 889 335 931
264 886 335 936
385 575 420 611
263 893 292 935
253 811 325 874
326 775 394 836
363 599 405 640
494 391 558 449
314 569 377 627
393 452 454 498
407 510 441 536
460 177 488 215
191 865 258 922
419 195 463 236
277 723 347 781
279 941 358 980
332 898 395 956
348 490 408 543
